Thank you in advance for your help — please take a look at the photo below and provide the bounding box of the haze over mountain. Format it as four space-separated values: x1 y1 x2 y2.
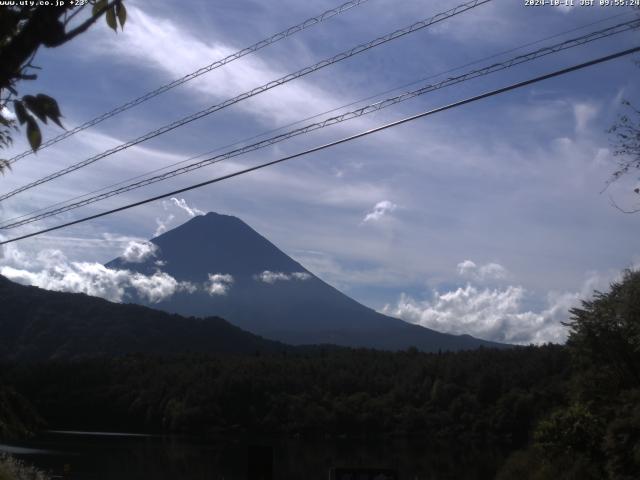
107 212 504 351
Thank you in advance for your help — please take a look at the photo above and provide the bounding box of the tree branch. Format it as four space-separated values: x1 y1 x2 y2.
50 0 121 46
63 4 87 27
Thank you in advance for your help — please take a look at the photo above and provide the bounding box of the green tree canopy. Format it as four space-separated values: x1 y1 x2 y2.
565 269 640 389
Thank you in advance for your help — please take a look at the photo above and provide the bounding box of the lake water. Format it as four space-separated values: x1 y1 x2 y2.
2 431 503 479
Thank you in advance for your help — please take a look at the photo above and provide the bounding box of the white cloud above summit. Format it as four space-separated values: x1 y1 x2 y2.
154 198 204 237
168 197 205 218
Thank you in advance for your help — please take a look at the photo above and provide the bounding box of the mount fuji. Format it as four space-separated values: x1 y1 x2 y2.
107 212 504 351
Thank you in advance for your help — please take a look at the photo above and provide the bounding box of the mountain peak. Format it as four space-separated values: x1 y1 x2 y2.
107 214 505 351
112 211 305 281
154 211 245 236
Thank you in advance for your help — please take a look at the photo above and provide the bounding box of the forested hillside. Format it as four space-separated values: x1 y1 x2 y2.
1 271 639 479
0 275 288 361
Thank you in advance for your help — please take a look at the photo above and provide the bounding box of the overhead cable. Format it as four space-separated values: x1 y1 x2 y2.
2 18 638 230
0 0 490 202
5 0 373 165
1 45 637 245
4 8 632 228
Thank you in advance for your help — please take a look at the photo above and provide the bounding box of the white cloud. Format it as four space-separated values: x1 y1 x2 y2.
0 242 36 269
291 272 312 280
257 271 290 284
1 261 130 302
0 245 195 304
154 213 175 237
363 200 397 223
206 273 234 295
383 285 569 345
89 5 340 126
121 240 157 263
168 197 205 218
573 102 599 134
383 268 623 345
256 270 311 284
152 198 204 237
130 271 196 303
457 260 508 282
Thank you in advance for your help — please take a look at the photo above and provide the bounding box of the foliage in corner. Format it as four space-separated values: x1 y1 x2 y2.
0 453 50 480
0 0 127 169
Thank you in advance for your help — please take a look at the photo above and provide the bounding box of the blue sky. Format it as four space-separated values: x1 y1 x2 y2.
1 0 639 344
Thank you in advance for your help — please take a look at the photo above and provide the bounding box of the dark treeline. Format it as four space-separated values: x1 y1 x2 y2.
1 270 639 479
3 345 569 444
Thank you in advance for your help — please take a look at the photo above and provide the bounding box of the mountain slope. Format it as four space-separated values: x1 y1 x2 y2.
0 274 288 361
107 212 505 351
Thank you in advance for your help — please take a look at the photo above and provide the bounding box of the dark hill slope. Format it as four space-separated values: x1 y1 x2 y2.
0 275 288 361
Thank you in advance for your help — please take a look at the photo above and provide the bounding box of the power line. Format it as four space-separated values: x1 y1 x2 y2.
1 45 637 246
5 0 373 165
2 18 637 230
0 0 490 202
0 20 640 229
3 10 633 229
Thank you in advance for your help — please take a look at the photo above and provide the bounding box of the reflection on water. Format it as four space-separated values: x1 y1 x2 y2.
0 444 61 456
47 431 153 437
2 431 503 480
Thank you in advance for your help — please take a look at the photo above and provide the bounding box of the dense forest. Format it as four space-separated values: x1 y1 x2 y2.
2 346 569 441
1 270 639 479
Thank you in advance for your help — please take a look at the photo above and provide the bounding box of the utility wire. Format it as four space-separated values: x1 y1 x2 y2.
1 45 638 246
5 0 373 165
0 0 490 202
2 9 633 228
2 18 638 230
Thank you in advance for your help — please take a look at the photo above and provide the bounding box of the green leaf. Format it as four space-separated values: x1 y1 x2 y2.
106 6 117 32
23 94 48 124
13 100 28 125
26 117 42 152
36 94 64 128
92 0 107 16
116 2 127 29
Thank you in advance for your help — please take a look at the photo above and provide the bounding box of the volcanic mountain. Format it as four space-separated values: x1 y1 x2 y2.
107 212 503 351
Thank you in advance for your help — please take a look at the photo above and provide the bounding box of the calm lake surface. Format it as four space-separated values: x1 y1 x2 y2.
2 431 503 479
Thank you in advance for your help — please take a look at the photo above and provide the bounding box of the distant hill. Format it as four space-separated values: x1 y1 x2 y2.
107 212 505 351
0 275 288 361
